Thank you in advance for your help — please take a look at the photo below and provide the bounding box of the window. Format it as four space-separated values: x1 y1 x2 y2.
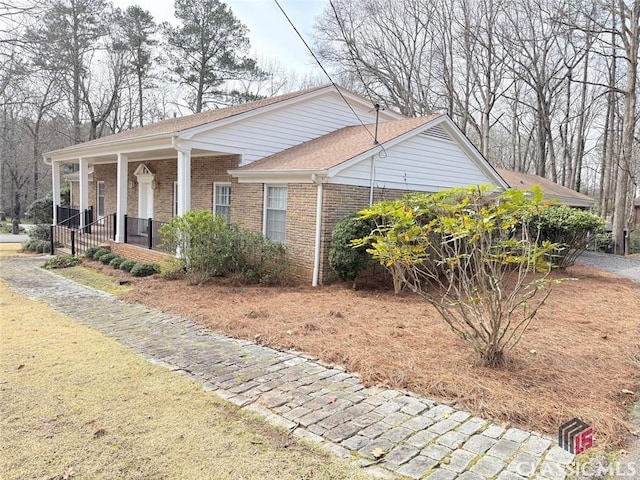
173 181 178 217
96 181 105 218
214 183 231 223
264 185 287 243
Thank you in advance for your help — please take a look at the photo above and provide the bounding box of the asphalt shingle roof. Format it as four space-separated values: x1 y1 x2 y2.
496 168 594 205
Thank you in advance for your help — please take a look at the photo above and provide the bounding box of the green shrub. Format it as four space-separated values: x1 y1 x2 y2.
26 192 53 224
99 253 118 265
329 213 375 286
630 230 640 255
159 211 289 285
35 240 51 253
119 259 137 272
43 255 81 269
21 240 35 252
85 246 100 258
108 256 126 268
529 205 605 268
92 248 110 260
130 262 160 277
28 224 51 241
160 259 185 280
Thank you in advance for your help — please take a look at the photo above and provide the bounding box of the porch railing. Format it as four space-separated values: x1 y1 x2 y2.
124 215 174 254
55 205 94 232
51 212 116 256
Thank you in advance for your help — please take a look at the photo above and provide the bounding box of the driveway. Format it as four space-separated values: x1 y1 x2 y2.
577 251 640 285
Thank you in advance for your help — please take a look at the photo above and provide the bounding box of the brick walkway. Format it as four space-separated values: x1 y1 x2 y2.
0 257 574 480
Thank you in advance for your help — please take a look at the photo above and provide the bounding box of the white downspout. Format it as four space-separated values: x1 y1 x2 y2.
311 174 325 287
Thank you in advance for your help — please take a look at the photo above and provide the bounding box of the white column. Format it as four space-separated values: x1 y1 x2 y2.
78 157 89 229
115 153 128 243
52 161 61 224
177 148 191 215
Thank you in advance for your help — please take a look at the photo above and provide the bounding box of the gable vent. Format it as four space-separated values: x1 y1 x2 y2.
421 125 452 141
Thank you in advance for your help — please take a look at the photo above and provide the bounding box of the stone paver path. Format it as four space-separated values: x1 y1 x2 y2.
0 257 575 479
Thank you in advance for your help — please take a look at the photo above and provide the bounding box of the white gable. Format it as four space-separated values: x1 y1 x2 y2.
330 126 495 192
190 91 400 166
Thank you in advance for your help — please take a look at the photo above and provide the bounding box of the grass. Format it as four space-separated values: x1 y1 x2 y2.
0 281 372 480
52 265 133 295
0 243 23 258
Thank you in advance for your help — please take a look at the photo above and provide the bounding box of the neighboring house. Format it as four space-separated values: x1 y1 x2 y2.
634 197 640 227
45 85 511 285
495 168 595 209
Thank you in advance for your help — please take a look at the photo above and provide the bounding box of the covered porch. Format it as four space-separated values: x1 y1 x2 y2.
46 135 243 255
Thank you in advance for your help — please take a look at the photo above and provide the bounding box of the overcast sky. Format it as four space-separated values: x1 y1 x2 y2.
112 0 327 75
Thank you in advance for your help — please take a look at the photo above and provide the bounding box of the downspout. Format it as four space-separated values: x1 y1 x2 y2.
311 173 326 287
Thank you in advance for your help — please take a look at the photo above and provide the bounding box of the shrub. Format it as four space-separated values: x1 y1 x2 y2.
628 230 640 254
99 253 118 265
159 211 234 285
26 193 53 224
35 240 51 253
92 248 110 260
160 211 289 285
85 246 100 258
108 256 126 268
329 213 375 286
230 229 288 285
43 255 81 269
119 259 137 272
28 224 51 241
161 259 185 280
529 205 605 268
358 184 557 367
130 262 160 277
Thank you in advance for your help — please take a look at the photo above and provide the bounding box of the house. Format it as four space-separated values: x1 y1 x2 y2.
496 168 595 209
45 85 512 285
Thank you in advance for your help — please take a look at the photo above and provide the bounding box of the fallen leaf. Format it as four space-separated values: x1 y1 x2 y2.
621 389 635 395
93 428 107 439
371 447 386 459
17 364 24 370
529 349 537 354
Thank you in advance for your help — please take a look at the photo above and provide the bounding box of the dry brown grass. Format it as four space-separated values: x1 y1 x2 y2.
0 281 373 480
117 263 640 449
0 243 23 258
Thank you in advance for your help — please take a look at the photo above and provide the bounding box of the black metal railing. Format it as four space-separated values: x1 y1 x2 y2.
55 205 94 232
51 212 116 256
56 205 80 228
124 215 174 253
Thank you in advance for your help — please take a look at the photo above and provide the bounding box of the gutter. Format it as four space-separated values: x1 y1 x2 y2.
311 173 328 287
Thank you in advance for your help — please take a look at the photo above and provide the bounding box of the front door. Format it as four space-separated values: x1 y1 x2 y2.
138 180 154 233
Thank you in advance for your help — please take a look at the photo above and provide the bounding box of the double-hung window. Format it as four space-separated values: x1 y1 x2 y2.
264 185 287 243
214 183 231 223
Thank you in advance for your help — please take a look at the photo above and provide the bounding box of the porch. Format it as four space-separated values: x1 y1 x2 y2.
51 204 173 257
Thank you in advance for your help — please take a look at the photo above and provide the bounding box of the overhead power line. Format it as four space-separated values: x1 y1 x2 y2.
272 0 382 147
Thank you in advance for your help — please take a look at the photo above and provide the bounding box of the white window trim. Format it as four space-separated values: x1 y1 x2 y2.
263 184 287 243
213 182 231 221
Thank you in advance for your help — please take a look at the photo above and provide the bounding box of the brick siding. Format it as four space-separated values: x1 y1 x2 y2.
108 241 172 265
71 155 241 223
72 162 413 285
